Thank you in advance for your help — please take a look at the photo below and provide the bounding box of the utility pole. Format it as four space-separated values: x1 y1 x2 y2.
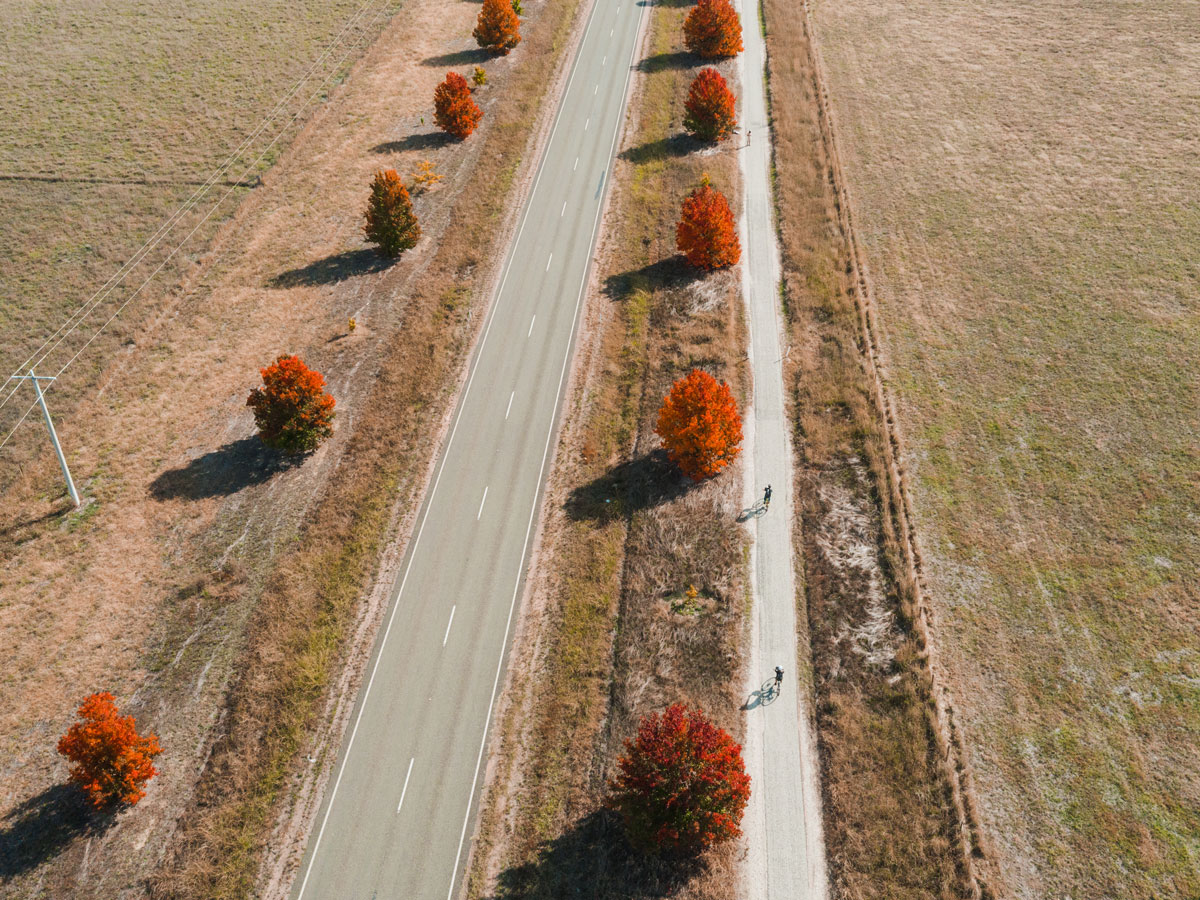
16 368 80 507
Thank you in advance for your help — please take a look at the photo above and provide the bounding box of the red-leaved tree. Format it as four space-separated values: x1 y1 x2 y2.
246 355 336 454
609 703 750 853
363 169 421 258
683 67 737 141
474 0 521 55
676 176 740 270
434 71 483 140
57 692 162 809
683 0 743 58
655 368 742 481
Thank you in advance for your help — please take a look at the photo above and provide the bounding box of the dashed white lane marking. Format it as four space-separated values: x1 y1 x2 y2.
610 27 613 35
594 84 598 95
505 391 515 419
442 605 456 647
585 117 590 130
545 253 553 271
561 200 567 216
527 315 537 336
574 157 579 170
396 758 414 814
602 55 607 66
477 486 488 520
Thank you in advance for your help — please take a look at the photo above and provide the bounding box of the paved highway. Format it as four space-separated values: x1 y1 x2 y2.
291 1 645 897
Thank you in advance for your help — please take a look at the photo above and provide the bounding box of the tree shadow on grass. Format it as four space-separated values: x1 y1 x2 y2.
566 451 693 523
486 809 705 899
268 248 390 288
0 783 108 879
422 47 492 67
370 131 454 154
637 50 694 74
148 437 301 501
619 134 699 165
603 257 699 301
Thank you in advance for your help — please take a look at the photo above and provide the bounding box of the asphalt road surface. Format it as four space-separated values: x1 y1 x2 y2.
736 0 829 895
290 2 645 897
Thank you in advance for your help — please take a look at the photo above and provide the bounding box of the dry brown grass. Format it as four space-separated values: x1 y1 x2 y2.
761 1 978 898
0 0 591 895
0 0 402 486
778 0 1200 898
467 3 751 897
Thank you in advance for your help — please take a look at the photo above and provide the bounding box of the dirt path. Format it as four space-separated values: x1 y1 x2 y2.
736 0 828 896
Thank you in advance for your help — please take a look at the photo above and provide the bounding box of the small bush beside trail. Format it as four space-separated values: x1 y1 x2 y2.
676 176 740 270
683 0 743 59
683 67 737 142
609 703 751 853
655 368 743 481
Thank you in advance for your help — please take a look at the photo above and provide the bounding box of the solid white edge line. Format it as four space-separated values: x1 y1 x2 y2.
291 0 608 888
442 605 456 646
443 1 645 896
396 758 415 814
477 486 488 520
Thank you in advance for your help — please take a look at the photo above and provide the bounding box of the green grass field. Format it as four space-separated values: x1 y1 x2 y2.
808 1 1200 896
0 0 396 469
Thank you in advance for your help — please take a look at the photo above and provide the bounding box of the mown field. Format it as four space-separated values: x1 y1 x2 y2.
806 1 1200 897
0 0 397 477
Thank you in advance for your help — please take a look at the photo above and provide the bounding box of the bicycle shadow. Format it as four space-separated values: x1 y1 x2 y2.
741 679 780 711
736 501 767 522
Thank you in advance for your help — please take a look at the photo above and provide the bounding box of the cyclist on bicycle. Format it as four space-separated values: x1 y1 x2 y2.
774 665 784 688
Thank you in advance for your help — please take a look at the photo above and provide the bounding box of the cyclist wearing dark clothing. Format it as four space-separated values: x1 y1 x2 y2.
774 666 784 687
763 484 773 510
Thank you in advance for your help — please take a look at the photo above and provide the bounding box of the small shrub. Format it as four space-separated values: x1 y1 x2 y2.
474 0 521 55
57 692 162 809
511 0 523 14
655 368 743 481
363 169 421 258
683 67 737 141
434 71 483 140
676 175 740 270
683 0 743 58
609 703 750 853
246 354 336 454
472 65 488 86
409 160 445 193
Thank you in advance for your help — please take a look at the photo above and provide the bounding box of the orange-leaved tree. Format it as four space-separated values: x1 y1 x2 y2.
363 169 421 258
683 67 737 142
434 71 483 140
676 175 740 270
474 0 521 55
246 354 336 454
683 0 743 58
655 368 742 481
609 703 750 853
57 692 162 809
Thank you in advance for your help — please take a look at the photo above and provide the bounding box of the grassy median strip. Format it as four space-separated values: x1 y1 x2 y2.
145 0 592 894
468 3 751 898
760 1 977 898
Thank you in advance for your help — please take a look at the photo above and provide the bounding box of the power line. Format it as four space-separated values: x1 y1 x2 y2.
0 0 388 412
0 0 397 455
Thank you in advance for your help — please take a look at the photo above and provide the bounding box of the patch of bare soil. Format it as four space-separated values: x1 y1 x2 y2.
467 2 751 898
0 0 586 894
